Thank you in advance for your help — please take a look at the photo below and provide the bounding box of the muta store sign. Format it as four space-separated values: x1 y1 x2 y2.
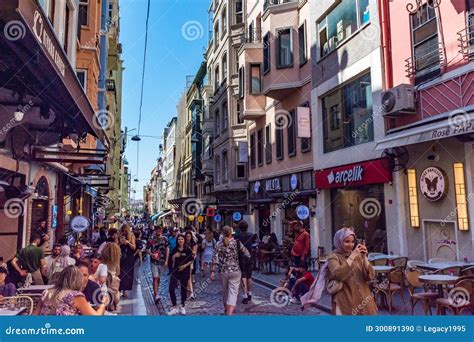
420 166 447 202
265 178 281 192
315 158 392 189
32 10 66 77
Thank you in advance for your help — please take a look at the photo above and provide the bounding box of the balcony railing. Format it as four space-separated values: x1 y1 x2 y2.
405 43 445 82
264 0 298 11
457 19 474 60
241 28 262 44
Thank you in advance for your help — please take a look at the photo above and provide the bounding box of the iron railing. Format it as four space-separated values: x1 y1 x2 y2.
264 0 298 11
241 28 262 44
457 19 474 60
405 42 445 79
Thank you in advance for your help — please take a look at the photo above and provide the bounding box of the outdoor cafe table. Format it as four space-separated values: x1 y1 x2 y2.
18 284 53 295
417 261 474 272
372 265 394 274
0 307 26 316
418 274 459 298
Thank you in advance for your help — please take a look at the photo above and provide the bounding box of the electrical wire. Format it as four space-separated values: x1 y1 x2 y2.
137 0 151 136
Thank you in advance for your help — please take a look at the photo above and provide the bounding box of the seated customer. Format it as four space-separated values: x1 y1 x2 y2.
0 265 16 298
289 264 314 304
77 260 100 305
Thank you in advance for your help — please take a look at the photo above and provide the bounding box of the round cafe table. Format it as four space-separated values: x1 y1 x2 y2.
372 265 394 274
418 274 459 298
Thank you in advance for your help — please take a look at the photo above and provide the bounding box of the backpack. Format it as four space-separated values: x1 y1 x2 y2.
236 240 252 271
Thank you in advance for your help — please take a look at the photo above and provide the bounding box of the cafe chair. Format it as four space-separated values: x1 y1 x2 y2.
434 266 462 276
273 247 290 273
378 269 406 312
392 257 408 271
428 258 448 264
406 260 425 271
405 269 438 315
436 278 473 315
0 295 34 316
461 266 474 277
256 248 271 273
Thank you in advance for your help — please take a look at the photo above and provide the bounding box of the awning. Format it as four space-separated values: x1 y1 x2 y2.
158 211 172 219
0 0 108 145
375 109 474 150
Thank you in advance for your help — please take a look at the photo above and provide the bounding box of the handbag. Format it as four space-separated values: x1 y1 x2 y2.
326 278 343 295
236 240 252 271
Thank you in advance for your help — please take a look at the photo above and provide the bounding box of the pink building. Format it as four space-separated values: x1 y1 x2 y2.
376 0 474 261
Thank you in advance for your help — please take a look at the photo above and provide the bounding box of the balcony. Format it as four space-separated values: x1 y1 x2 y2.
241 28 262 44
405 43 445 84
264 0 298 12
457 20 474 60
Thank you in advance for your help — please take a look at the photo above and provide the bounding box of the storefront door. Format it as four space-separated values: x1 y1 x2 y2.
424 221 457 261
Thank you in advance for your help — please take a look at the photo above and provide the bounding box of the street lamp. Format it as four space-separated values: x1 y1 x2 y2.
131 135 141 141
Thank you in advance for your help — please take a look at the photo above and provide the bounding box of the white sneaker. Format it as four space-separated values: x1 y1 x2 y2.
290 297 300 304
179 306 186 315
167 307 180 316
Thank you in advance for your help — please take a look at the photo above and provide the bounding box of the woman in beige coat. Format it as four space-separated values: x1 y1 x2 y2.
302 227 377 315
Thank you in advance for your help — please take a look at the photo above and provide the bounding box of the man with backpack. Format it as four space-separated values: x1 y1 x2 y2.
235 220 257 304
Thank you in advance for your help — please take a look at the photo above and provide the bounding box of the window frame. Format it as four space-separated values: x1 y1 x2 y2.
300 102 312 153
265 124 272 164
250 132 256 168
215 110 221 137
76 69 87 90
221 6 227 39
79 0 89 27
222 102 228 131
236 101 244 124
222 150 228 182
222 52 228 83
257 128 264 166
215 155 221 184
275 27 293 69
263 33 271 74
214 65 220 91
249 63 262 94
235 0 243 25
238 66 245 98
275 124 284 160
287 110 296 157
298 21 307 66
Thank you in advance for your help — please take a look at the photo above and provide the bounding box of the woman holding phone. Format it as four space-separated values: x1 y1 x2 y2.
168 234 194 315
301 227 377 315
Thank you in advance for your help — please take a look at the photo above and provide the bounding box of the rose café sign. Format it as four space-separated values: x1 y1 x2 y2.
32 10 66 77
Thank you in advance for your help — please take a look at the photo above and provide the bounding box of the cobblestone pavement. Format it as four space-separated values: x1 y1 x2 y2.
140 258 327 316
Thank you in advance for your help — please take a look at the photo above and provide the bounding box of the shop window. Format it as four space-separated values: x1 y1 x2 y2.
265 124 272 164
322 73 373 153
257 128 263 166
263 33 271 74
250 64 262 93
410 1 440 83
331 185 387 253
276 28 292 68
250 132 256 168
317 0 370 58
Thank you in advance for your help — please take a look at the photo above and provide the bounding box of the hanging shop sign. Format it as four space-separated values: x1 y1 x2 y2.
297 106 311 138
198 216 205 223
51 205 58 228
254 181 261 193
420 166 447 202
296 205 310 220
265 178 281 192
71 216 89 233
315 158 392 189
188 215 195 221
206 207 216 217
214 214 222 223
233 212 242 222
290 174 298 190
238 141 249 163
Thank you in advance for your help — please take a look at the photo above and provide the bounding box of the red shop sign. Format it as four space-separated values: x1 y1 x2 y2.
315 158 392 189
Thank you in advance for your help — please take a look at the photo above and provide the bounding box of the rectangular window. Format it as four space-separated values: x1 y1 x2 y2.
221 8 227 38
222 103 228 131
257 129 263 166
79 0 88 26
318 1 369 58
322 73 373 153
263 33 271 73
222 54 227 81
48 0 56 24
235 0 243 24
214 66 220 91
265 124 272 164
215 156 221 184
275 125 283 160
238 66 244 98
223 151 228 182
250 133 256 168
215 111 221 137
301 104 311 152
76 70 87 89
287 110 296 156
410 2 440 83
236 164 246 178
214 22 219 49
276 28 292 68
237 102 244 124
250 64 261 93
298 23 307 65
64 4 71 53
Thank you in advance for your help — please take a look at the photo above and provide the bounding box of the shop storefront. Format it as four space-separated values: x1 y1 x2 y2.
315 158 392 254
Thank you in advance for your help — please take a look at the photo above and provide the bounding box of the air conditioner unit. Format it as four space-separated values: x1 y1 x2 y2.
381 84 416 116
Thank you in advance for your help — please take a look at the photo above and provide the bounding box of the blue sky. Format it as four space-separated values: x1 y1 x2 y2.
120 0 209 200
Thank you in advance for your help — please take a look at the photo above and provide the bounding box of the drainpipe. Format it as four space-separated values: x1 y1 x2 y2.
378 0 393 90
